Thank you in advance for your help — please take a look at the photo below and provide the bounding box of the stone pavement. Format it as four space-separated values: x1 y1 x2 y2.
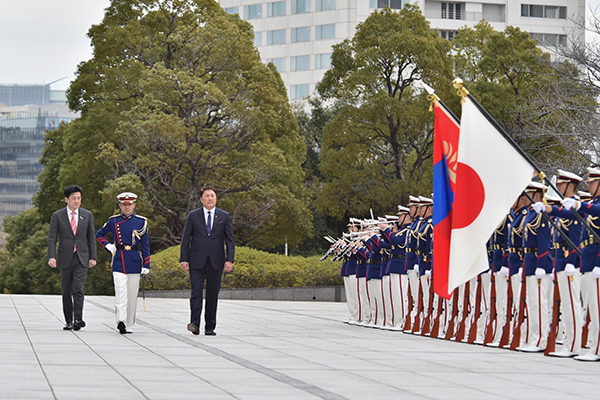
1 294 599 400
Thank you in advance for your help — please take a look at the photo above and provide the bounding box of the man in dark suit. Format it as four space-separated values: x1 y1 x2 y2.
48 185 97 330
180 185 235 336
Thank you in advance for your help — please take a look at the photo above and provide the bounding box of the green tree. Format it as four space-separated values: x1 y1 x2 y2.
316 6 454 219
452 22 597 173
36 0 311 250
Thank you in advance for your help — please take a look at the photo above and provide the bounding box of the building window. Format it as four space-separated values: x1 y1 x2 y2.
254 31 263 47
267 1 286 17
267 29 286 45
441 2 463 19
291 55 311 71
224 7 239 15
290 84 310 99
315 53 332 69
316 24 335 40
267 57 286 72
374 0 403 9
439 30 458 40
521 4 567 19
244 4 263 19
291 27 311 43
292 0 310 14
530 32 567 47
317 0 335 11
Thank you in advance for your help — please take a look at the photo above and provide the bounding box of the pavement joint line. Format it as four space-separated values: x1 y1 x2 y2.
10 296 58 400
30 295 152 400
88 299 349 400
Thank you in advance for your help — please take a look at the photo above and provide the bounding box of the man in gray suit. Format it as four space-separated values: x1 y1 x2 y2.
48 185 97 330
180 185 235 336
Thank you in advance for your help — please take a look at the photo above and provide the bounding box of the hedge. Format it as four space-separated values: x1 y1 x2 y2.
144 245 343 291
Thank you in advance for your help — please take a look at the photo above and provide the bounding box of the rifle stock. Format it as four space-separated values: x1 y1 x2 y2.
467 276 483 344
582 309 591 348
455 281 470 342
421 276 435 336
499 276 513 348
544 273 561 356
411 279 424 334
445 289 459 340
483 273 497 345
509 270 527 350
403 277 413 332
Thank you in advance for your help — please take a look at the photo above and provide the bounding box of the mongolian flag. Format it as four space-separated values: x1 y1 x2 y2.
432 99 461 300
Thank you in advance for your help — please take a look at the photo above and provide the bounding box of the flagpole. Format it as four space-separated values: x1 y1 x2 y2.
454 79 600 245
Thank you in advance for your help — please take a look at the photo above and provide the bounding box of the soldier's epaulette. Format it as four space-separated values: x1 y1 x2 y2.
109 214 121 219
136 215 148 220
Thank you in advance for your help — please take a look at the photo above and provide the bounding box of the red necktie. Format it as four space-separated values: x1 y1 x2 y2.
71 211 77 252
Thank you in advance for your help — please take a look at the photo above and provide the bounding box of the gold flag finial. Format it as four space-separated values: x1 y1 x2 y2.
427 93 440 112
453 78 469 103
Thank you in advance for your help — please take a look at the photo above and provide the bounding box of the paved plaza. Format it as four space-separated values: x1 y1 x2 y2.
1 294 599 400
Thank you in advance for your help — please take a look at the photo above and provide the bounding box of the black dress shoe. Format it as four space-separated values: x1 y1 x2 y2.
187 323 199 335
117 321 127 334
73 320 86 331
63 323 73 330
204 330 216 336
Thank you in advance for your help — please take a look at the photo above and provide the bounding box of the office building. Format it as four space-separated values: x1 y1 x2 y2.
217 0 586 100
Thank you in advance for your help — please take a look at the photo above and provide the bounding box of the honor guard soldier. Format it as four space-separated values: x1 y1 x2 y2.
519 182 553 352
559 167 600 361
378 216 397 329
535 169 584 357
505 190 529 348
380 206 412 330
364 232 385 327
405 195 423 331
417 196 434 333
354 230 370 326
489 210 513 346
343 220 360 325
96 192 150 334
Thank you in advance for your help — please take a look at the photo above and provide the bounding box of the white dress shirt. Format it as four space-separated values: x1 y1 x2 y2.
66 207 79 229
203 207 214 231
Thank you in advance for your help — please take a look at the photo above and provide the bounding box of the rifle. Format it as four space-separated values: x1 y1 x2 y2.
454 281 470 342
467 275 483 344
403 277 413 332
483 273 497 345
499 275 513 348
445 289 459 340
411 279 424 334
421 275 435 336
509 268 527 350
544 268 561 356
430 288 443 339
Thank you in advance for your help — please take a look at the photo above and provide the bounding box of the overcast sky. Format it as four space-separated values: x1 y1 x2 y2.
1 0 600 91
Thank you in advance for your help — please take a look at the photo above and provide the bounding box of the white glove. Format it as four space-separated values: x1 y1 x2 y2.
518 267 523 277
565 263 576 276
105 243 116 255
593 266 600 279
532 202 545 213
141 267 150 275
499 266 509 277
561 197 579 211
535 267 546 279
425 270 431 277
414 264 419 272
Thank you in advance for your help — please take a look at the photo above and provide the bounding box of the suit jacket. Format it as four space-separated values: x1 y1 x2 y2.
180 207 235 270
48 207 97 269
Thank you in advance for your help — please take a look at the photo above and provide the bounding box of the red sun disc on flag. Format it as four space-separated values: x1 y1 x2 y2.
452 162 485 229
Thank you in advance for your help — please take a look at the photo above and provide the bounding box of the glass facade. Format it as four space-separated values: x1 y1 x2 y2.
0 111 75 223
0 84 66 107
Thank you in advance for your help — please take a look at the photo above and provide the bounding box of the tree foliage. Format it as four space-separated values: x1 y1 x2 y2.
37 0 311 250
316 6 454 219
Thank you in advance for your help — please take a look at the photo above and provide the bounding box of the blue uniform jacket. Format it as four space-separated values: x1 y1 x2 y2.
522 208 553 276
492 212 512 272
381 223 410 275
508 206 528 275
365 235 383 280
406 217 423 273
548 199 582 272
417 216 433 276
573 197 600 273
96 213 150 274
355 246 368 278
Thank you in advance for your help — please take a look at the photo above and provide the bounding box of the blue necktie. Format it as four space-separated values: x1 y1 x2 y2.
207 211 212 234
